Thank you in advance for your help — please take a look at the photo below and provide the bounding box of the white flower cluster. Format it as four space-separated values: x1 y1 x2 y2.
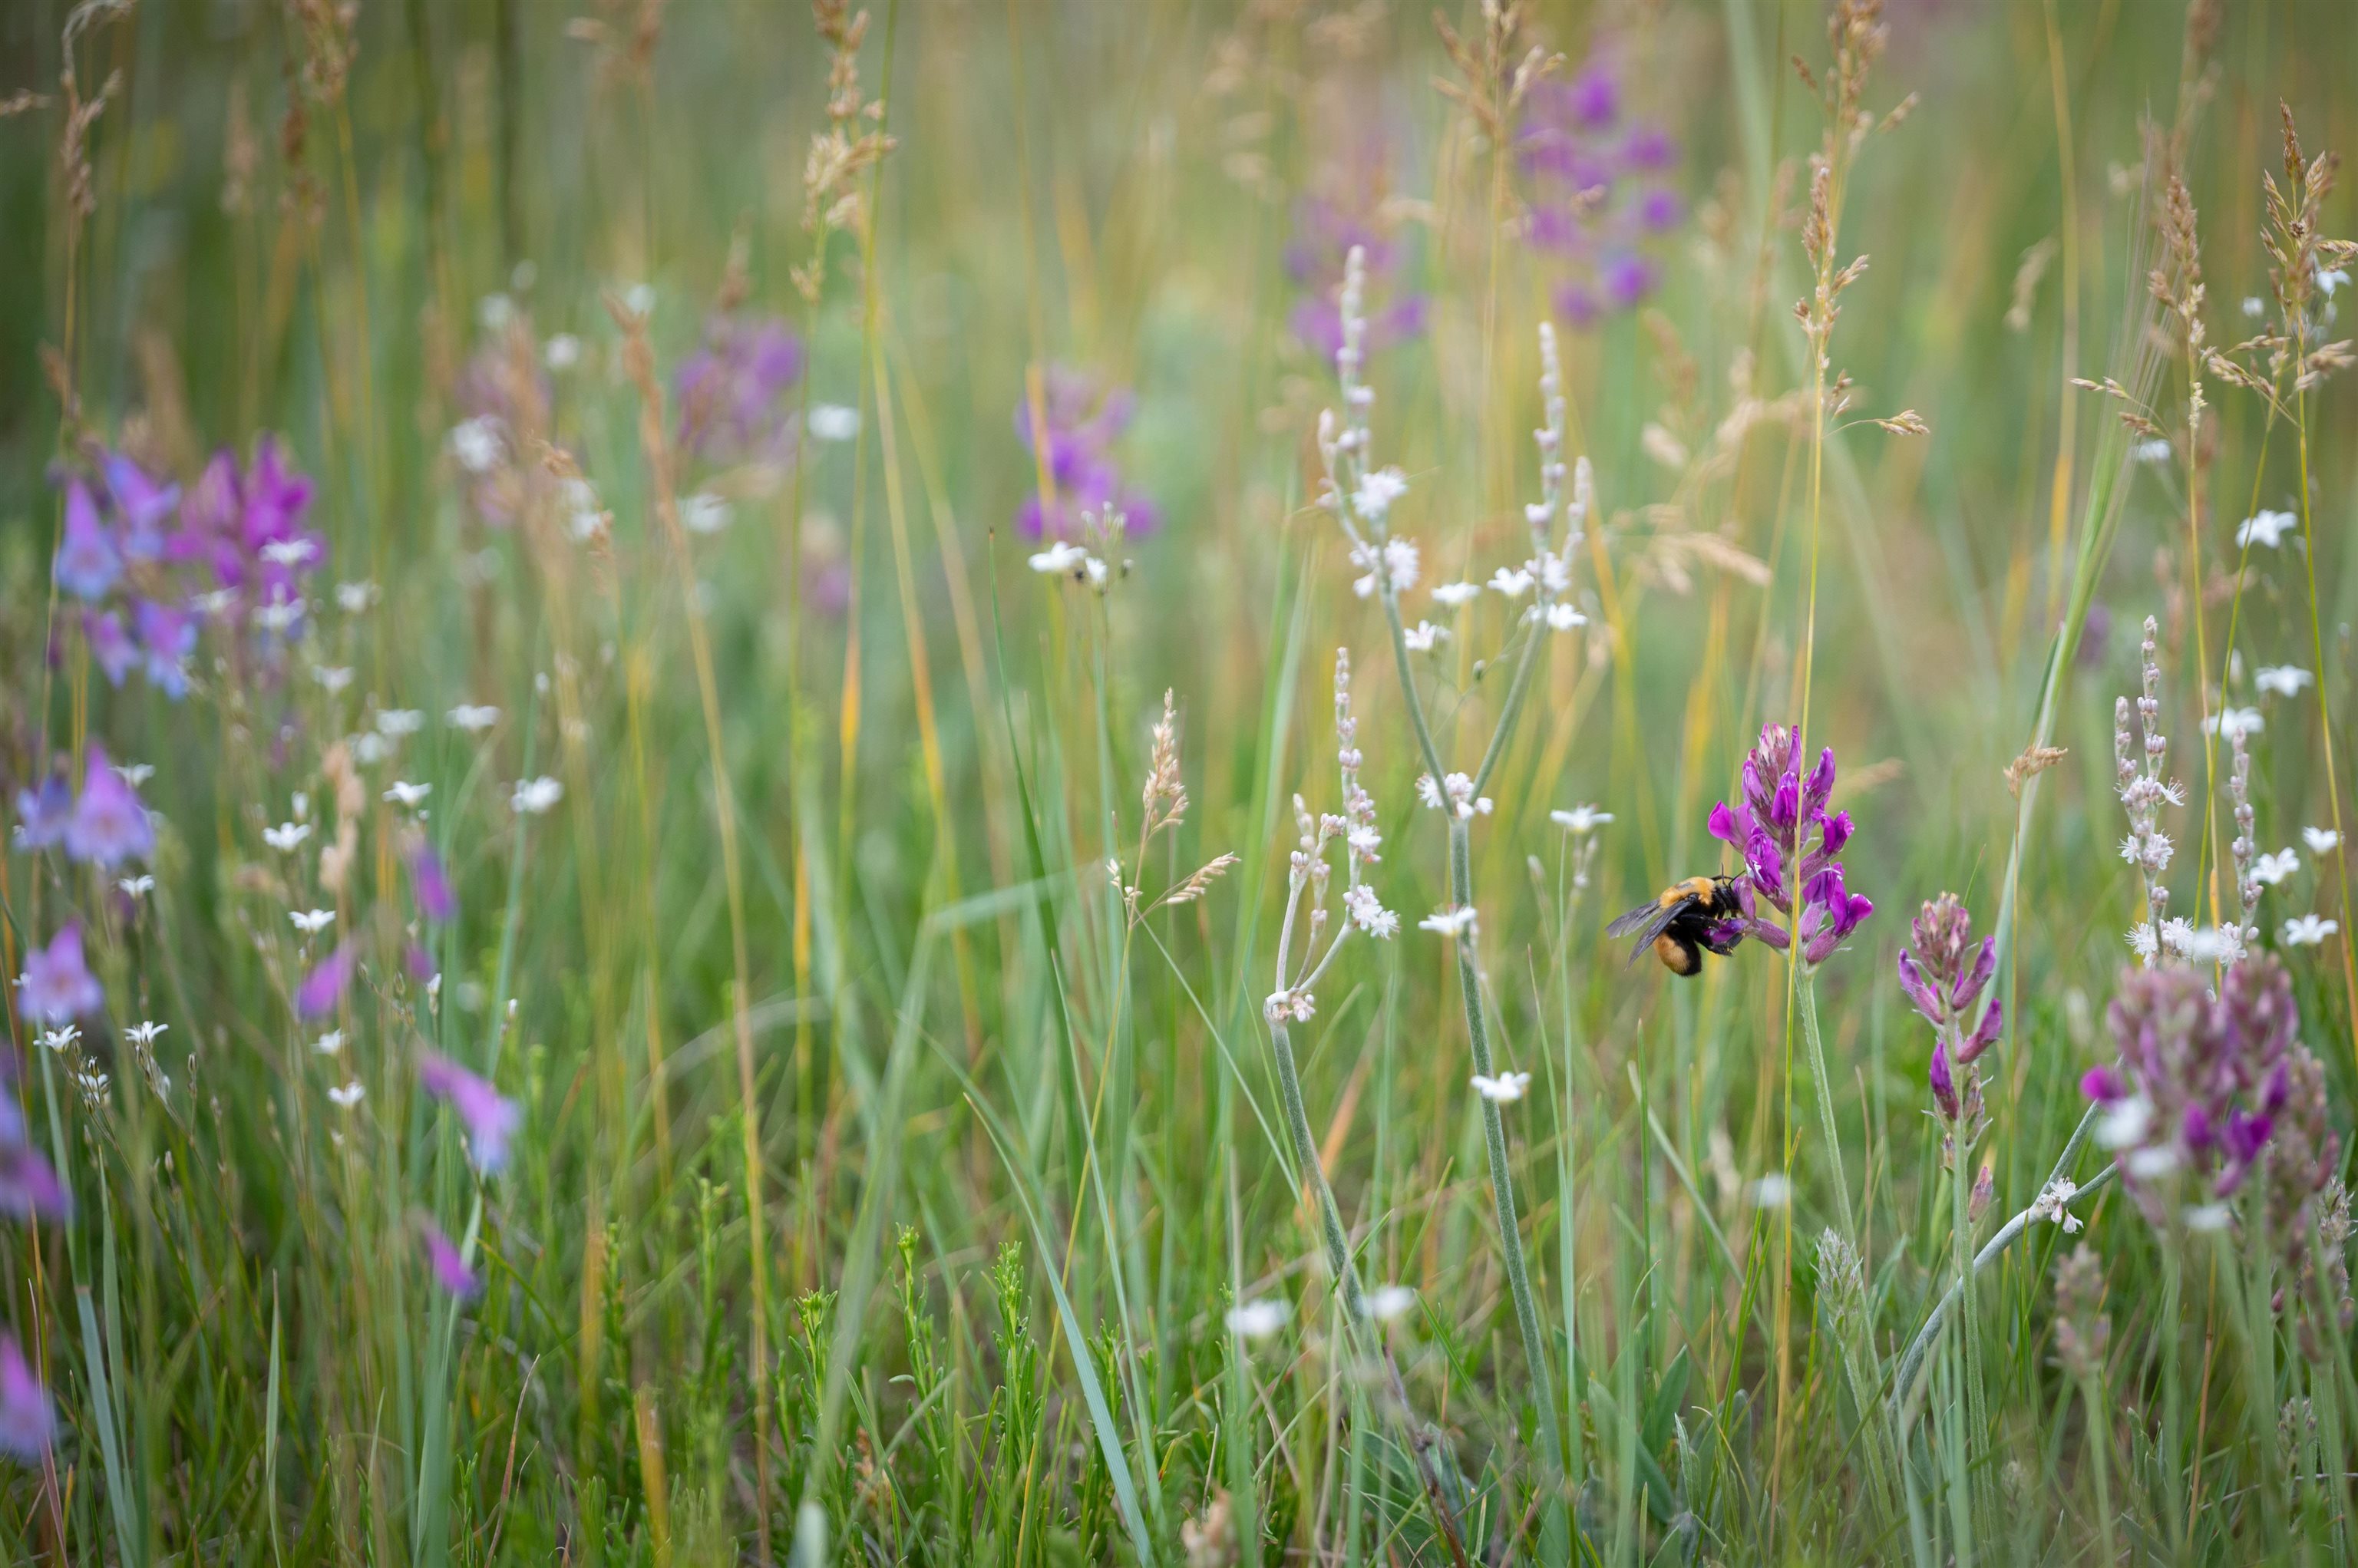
1416 771 1491 820
1263 649 1396 1026
2113 618 2181 965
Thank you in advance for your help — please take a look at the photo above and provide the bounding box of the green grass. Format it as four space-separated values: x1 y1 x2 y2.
2 0 2356 1563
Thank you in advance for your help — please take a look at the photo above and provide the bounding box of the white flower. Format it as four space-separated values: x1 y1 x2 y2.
2284 914 2340 947
2255 665 2313 698
2237 509 2297 549
114 762 154 787
1084 554 1110 588
1533 551 1573 595
2029 1178 2084 1233
1415 771 1490 820
477 291 514 330
117 875 154 898
2253 848 2300 886
448 704 501 733
2202 707 2263 739
1471 1071 1531 1104
313 1029 346 1057
1352 467 1409 520
1750 1174 1793 1209
289 908 336 935
1342 883 1398 939
1263 988 1316 1024
1029 540 1088 575
2303 827 2342 856
2132 437 2172 464
1351 536 1420 599
124 1021 167 1049
1225 1299 1290 1339
1488 566 1534 598
805 403 861 442
312 665 355 695
1365 1285 1417 1322
1402 620 1450 652
263 821 313 853
1419 905 1478 939
2125 922 2158 961
328 1081 366 1109
2242 295 2265 318
1549 805 1613 835
2319 266 2350 299
544 332 583 371
2158 917 2198 959
2095 1094 2154 1150
384 781 432 809
260 537 320 568
449 415 505 474
193 586 240 617
622 282 656 315
2181 926 2238 965
2125 1144 2181 1180
511 777 564 815
1430 581 1481 609
254 592 305 635
2182 1202 2232 1232
375 708 424 738
37 1025 79 1053
335 580 380 614
681 491 734 535
1542 602 1587 631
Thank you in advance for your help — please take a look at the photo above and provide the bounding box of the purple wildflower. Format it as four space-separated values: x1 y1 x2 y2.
1284 195 1428 361
102 451 180 561
12 774 72 851
65 748 154 868
0 1143 67 1223
0 1338 55 1462
1900 894 2005 1145
296 942 355 1019
134 599 195 699
1706 723 1871 967
419 1217 484 1299
170 437 325 635
1518 50 1686 328
84 610 138 686
15 925 102 1024
1014 368 1158 539
409 840 456 924
54 478 121 602
675 312 804 464
417 1051 521 1173
2082 953 2324 1224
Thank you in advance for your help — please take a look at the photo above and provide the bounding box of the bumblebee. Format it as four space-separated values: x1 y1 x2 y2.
1606 875 1746 977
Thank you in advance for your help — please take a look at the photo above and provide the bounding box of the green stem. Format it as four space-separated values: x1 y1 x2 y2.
1795 975 1856 1245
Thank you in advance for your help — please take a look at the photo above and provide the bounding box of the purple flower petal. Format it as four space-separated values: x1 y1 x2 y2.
418 1051 521 1174
15 924 103 1023
420 1218 484 1299
0 1337 56 1462
296 942 355 1019
409 842 456 924
55 479 121 602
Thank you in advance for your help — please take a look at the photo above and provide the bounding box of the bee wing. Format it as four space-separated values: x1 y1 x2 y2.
1606 896 1693 968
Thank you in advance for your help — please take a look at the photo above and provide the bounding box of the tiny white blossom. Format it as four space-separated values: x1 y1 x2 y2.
114 762 154 786
1750 1174 1793 1209
1471 1071 1531 1104
254 593 305 635
1488 565 1534 598
2319 266 2350 299
2254 665 2313 698
328 1081 366 1109
312 665 356 695
2095 1094 2154 1150
448 704 501 733
2158 917 2198 959
1084 554 1110 588
512 777 564 815
544 332 583 371
313 1030 346 1057
263 821 313 853
1365 1285 1416 1322
2237 509 2297 549
1550 804 1613 835
289 908 336 935
1542 602 1587 631
449 415 505 474
2252 848 2300 886
2242 295 2265 318
681 491 734 536
2181 926 2238 965
1342 883 1398 939
117 875 154 898
2125 1144 2182 1180
2284 914 2340 947
1418 905 1478 939
807 404 861 441
2182 1202 2232 1232
2201 707 2263 739
1351 536 1419 599
2303 826 2342 856
2125 922 2158 961
260 537 321 568
124 1021 167 1048
1029 540 1088 575
335 580 379 614
1402 620 1450 652
1226 1299 1290 1339
2132 437 2173 464
384 781 432 809
37 1025 79 1053
375 708 425 738
1430 581 1481 609
1352 467 1409 520
2029 1178 2084 1233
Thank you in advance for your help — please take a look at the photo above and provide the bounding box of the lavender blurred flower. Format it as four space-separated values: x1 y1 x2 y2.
15 925 102 1024
1518 51 1686 327
0 1141 66 1223
675 312 804 463
171 437 326 641
102 451 180 560
65 747 154 868
1900 893 2004 1148
296 942 355 1019
1706 723 1871 966
410 840 456 923
0 1338 55 1462
418 1051 520 1173
1284 196 1427 359
2081 953 2325 1229
12 774 72 850
56 478 122 601
420 1217 484 1299
1014 368 1157 540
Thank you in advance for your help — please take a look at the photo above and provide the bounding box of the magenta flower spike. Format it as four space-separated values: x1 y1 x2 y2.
418 1051 520 1174
296 942 355 1019
420 1217 484 1299
0 1337 56 1463
15 925 102 1024
65 747 155 868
